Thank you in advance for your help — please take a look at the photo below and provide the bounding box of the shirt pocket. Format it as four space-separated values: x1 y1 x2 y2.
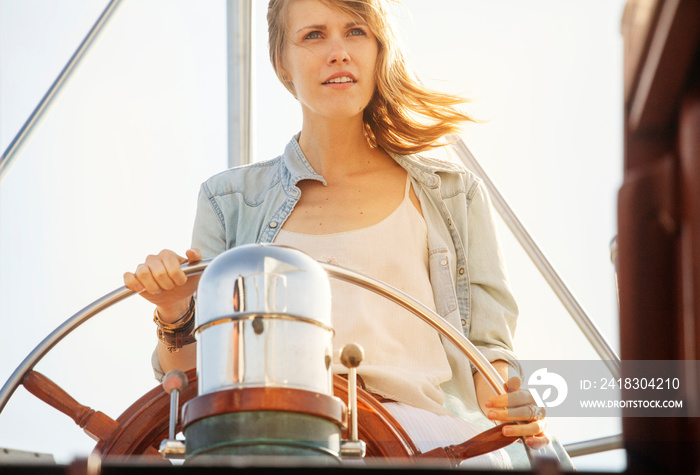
429 249 459 317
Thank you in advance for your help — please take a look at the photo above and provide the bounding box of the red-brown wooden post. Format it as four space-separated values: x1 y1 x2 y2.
620 0 700 471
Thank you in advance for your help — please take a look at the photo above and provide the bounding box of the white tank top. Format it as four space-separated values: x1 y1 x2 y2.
275 176 453 415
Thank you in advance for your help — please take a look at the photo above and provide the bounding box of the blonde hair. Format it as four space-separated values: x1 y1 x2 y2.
267 0 475 155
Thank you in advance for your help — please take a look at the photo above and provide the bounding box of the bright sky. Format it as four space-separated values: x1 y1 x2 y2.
0 0 626 470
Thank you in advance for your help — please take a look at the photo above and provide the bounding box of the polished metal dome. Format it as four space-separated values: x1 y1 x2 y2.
195 244 334 396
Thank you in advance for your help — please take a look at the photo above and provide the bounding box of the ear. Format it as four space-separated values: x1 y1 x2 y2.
279 66 292 82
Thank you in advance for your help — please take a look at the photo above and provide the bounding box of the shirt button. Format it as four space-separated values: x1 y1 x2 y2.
269 221 278 229
459 267 465 275
461 319 466 326
440 258 448 266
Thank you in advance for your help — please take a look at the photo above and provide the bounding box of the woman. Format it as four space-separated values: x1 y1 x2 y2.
124 0 549 467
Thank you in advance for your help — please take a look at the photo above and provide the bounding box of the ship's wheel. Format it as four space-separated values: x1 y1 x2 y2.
2 256 520 467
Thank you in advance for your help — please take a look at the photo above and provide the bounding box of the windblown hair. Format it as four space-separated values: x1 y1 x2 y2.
267 0 475 155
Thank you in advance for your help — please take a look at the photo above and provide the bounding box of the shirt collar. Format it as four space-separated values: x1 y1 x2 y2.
390 152 465 188
282 133 327 191
281 133 464 190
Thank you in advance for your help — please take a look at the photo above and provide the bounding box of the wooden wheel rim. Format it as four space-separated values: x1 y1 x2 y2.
95 370 419 460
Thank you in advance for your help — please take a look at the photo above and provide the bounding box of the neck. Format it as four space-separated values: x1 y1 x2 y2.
297 113 387 179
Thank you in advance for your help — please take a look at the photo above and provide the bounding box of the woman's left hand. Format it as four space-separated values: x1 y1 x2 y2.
484 376 550 449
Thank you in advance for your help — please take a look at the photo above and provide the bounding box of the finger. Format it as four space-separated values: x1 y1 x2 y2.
501 419 547 438
161 252 188 286
123 272 145 292
134 263 162 294
505 376 522 392
524 433 551 450
158 249 188 265
488 404 546 422
144 256 177 291
186 248 202 262
486 388 535 408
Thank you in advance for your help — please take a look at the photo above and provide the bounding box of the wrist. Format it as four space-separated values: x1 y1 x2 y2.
156 298 194 324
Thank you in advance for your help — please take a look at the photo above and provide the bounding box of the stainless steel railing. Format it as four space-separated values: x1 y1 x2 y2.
0 0 124 183
564 434 624 458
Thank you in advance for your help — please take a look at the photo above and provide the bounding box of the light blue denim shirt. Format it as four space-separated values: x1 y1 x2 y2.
190 134 519 418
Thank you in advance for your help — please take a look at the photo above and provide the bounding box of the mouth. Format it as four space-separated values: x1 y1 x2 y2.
322 74 357 85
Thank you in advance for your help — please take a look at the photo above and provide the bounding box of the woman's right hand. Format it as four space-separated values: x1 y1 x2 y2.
123 248 202 322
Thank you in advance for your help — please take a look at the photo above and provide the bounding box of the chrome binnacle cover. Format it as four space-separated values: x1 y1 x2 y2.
195 244 333 396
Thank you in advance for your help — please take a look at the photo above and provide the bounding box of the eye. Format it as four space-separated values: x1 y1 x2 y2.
348 28 366 37
304 30 322 40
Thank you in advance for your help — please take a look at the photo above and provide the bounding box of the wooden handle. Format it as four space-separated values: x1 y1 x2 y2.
22 370 162 456
23 370 123 443
23 370 95 426
417 424 518 466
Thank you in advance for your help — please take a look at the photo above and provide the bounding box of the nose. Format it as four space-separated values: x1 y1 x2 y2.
327 39 350 65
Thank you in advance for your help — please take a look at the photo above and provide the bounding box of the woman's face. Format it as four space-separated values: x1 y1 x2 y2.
281 0 379 123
